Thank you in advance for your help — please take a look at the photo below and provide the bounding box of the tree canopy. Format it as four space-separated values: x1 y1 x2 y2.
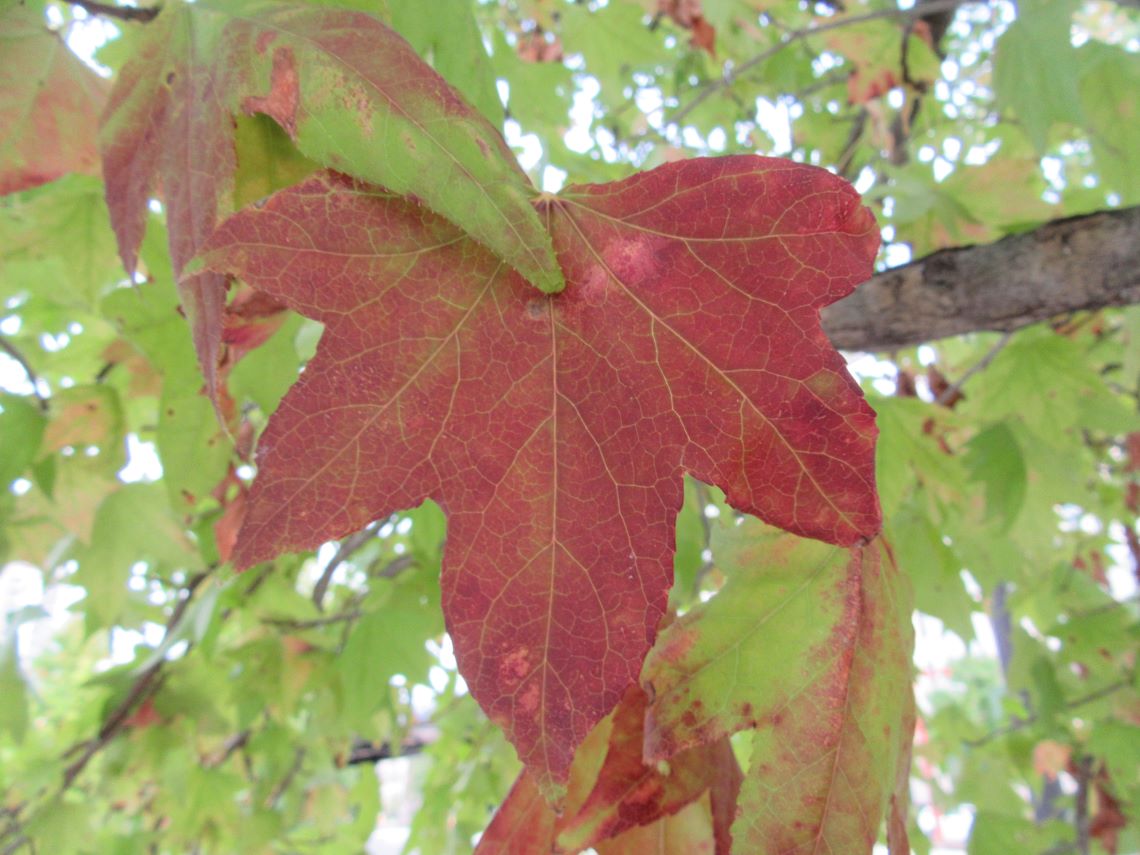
0 0 1138 853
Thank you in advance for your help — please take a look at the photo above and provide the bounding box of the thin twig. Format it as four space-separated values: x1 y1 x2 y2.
59 573 208 789
0 336 48 412
204 730 251 768
935 330 1013 406
373 554 416 580
668 0 977 129
60 663 164 789
311 524 380 611
964 679 1131 747
0 836 31 855
1074 756 1092 855
1070 592 1140 619
64 0 160 22
689 481 717 595
836 108 868 179
345 738 430 766
265 749 305 808
262 609 364 630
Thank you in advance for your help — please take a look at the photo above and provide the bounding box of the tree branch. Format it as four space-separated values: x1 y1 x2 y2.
64 0 160 23
823 206 1140 351
668 0 976 128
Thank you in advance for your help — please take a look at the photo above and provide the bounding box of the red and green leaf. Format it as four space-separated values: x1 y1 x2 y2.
555 684 741 853
477 684 740 853
100 0 561 399
0 6 106 196
642 526 914 851
595 794 717 855
196 156 879 797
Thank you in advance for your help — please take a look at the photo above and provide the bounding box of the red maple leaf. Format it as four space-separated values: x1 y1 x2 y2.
197 156 880 797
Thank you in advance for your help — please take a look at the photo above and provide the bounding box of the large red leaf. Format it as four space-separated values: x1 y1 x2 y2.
196 155 880 797
100 0 559 401
0 7 106 196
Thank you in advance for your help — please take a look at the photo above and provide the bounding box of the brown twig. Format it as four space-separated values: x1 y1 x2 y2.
373 554 417 580
1074 756 1092 855
59 573 208 790
204 730 252 768
667 0 977 129
345 738 430 766
311 524 380 611
265 749 305 808
263 609 365 630
935 331 1013 406
0 335 48 412
964 679 1131 747
64 0 160 23
60 662 165 789
836 109 868 179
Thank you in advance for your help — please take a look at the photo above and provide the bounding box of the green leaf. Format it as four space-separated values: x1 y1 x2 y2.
489 28 574 133
25 798 95 853
964 423 1027 532
41 384 127 475
887 498 975 640
0 392 45 488
0 175 123 309
560 0 670 110
965 329 1136 437
337 583 441 728
232 111 319 209
383 0 504 126
74 484 199 633
0 619 29 742
968 812 1072 855
994 0 1081 151
641 527 913 850
1089 721 1140 793
1078 42 1140 204
228 313 304 415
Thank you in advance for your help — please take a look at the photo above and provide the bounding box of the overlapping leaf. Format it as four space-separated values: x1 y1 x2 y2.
196 155 880 796
641 527 914 852
100 0 561 399
0 6 106 196
476 684 741 854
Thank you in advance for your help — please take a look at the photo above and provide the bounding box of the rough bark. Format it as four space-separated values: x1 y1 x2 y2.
822 206 1140 351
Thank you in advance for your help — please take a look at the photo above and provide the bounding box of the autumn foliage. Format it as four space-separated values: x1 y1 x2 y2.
5 0 1137 853
80 0 910 847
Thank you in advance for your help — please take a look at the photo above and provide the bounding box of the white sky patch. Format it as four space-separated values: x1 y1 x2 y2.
542 165 567 193
755 98 793 155
502 119 542 171
118 434 163 483
565 77 601 154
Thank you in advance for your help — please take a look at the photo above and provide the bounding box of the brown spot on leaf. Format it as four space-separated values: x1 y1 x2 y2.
243 47 300 139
